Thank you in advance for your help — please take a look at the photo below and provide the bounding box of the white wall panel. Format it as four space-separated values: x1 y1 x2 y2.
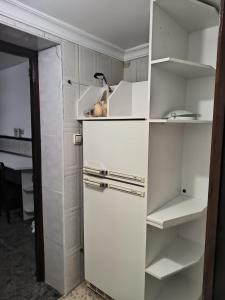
0 61 31 137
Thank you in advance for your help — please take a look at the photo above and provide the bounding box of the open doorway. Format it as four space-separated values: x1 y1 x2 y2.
0 41 59 299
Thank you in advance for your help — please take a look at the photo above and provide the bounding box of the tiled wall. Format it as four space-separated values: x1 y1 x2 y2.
0 137 32 157
124 56 149 82
61 42 124 293
38 46 65 293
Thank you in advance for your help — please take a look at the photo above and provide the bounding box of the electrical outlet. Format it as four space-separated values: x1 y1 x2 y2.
73 133 82 145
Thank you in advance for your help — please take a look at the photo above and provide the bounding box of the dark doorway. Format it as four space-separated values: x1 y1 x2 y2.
0 40 44 282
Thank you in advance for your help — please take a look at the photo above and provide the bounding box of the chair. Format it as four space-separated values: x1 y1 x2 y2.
0 162 22 223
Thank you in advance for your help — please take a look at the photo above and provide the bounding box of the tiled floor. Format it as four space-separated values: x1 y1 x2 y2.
0 211 60 300
60 282 103 300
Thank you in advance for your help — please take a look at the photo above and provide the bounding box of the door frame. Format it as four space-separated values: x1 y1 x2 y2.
0 40 44 281
203 0 225 299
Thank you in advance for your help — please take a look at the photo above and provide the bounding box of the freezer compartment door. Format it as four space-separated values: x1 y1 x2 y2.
83 176 146 300
83 121 149 185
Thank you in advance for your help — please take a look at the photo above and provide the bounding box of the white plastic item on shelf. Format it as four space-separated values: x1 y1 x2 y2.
146 195 206 229
145 237 203 279
149 119 212 124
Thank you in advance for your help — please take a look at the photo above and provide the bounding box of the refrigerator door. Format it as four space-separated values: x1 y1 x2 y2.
83 176 146 300
83 121 149 185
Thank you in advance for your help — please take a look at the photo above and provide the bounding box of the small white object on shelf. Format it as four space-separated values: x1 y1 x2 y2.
31 220 35 234
163 110 199 121
149 119 212 124
151 58 215 79
145 237 203 279
154 0 218 33
153 275 202 300
146 195 206 229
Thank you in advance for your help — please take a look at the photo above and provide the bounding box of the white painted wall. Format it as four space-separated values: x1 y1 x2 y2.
124 56 149 82
0 61 31 138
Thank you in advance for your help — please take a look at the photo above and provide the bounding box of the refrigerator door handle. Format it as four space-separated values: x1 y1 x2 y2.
108 171 145 184
108 183 145 198
84 178 108 189
83 166 108 176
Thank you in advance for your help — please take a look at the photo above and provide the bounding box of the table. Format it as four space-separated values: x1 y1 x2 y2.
0 151 34 220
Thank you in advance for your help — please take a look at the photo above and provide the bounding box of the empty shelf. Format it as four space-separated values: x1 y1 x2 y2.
154 275 201 300
146 195 206 229
151 58 215 79
149 119 212 124
145 237 203 279
154 0 218 32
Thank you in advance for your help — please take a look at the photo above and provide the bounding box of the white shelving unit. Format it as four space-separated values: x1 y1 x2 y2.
145 237 203 279
145 0 219 299
150 0 218 122
77 80 149 120
146 195 206 229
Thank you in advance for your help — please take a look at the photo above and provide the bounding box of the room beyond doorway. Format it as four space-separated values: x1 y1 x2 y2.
0 41 59 298
0 40 44 281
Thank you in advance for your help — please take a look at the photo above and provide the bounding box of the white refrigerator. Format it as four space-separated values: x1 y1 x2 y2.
83 121 149 300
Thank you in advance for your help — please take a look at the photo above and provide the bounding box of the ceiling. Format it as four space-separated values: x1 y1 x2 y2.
204 0 220 7
0 52 28 70
16 0 150 49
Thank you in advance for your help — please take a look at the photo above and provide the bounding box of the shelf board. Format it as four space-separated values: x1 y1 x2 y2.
149 119 212 124
24 201 34 214
77 116 146 121
145 237 203 280
151 58 216 79
154 0 218 32
23 184 33 193
154 275 201 300
146 195 206 229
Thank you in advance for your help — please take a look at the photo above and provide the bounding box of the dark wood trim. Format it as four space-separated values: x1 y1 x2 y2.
203 0 225 299
0 135 32 142
29 51 45 282
0 40 37 58
0 40 44 281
